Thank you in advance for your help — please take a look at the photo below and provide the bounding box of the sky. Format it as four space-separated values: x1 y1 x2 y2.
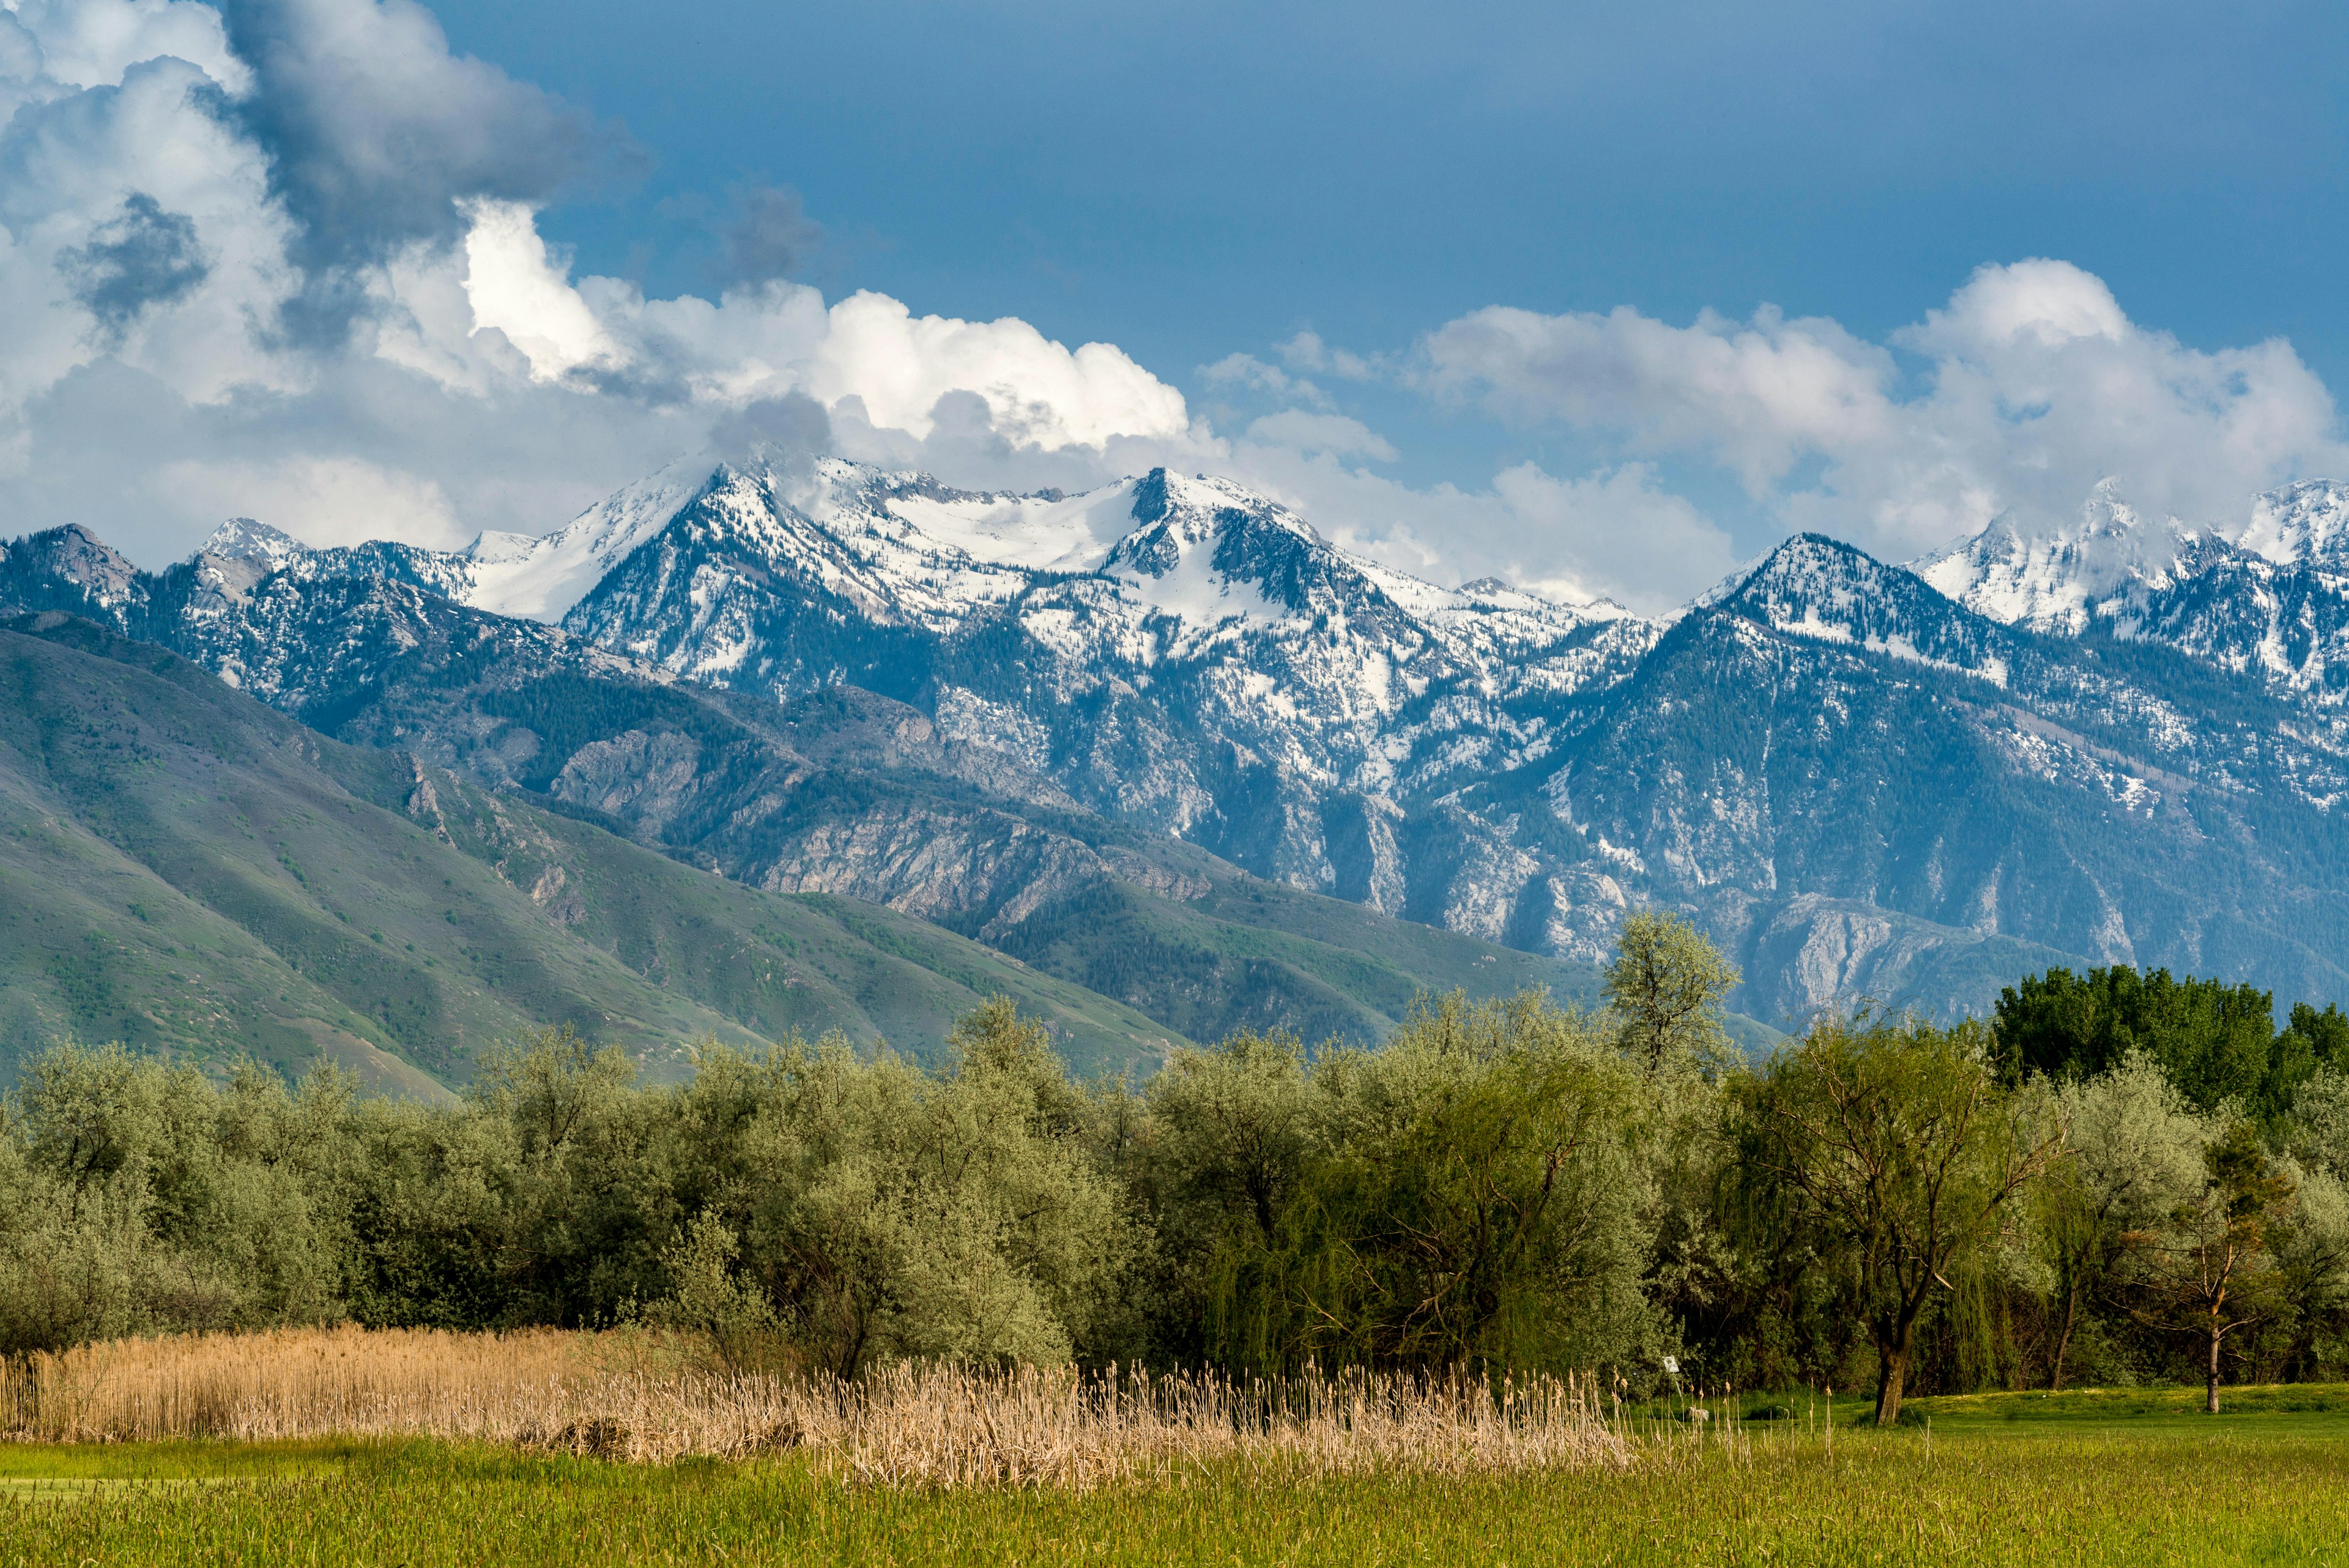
2 0 2345 610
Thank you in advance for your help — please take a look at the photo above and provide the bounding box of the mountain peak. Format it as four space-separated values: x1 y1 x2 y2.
2243 478 2349 568
1130 468 1171 524
1912 487 2216 633
22 522 141 608
1720 531 1925 617
1705 530 2012 684
459 451 718 622
198 517 308 566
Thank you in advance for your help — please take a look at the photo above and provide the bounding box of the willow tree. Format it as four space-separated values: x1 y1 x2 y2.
2121 1121 2294 1413
2029 1054 2208 1390
1200 990 1648 1376
1740 1014 2063 1425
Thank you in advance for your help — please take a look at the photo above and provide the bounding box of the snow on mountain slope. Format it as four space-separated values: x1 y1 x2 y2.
805 459 1142 576
1913 481 2214 633
1723 532 2013 686
563 456 1640 712
1913 477 2349 704
201 518 308 567
540 454 1661 915
2243 480 2349 569
174 455 719 628
187 519 309 630
23 450 2349 1024
462 453 715 622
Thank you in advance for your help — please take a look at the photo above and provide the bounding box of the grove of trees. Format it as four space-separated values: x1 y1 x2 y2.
6 911 2349 1424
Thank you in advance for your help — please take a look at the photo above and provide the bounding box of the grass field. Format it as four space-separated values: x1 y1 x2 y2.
7 1391 2349 1567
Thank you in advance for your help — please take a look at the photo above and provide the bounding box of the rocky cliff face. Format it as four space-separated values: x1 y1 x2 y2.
12 457 2349 1025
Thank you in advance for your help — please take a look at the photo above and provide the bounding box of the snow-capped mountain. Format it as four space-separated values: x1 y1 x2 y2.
2244 480 2349 568
1913 477 2349 704
1913 481 2221 634
10 456 2349 1025
546 456 1657 904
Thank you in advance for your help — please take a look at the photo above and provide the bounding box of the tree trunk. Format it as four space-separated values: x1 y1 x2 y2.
1869 1354 1907 1438
1876 1289 1932 1427
2050 1284 2080 1393
1876 1334 1912 1427
2206 1325 2222 1414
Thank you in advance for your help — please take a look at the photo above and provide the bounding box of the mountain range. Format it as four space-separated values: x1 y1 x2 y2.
6 452 2349 1083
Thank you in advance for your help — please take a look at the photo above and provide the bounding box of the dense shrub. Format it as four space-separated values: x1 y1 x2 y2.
7 938 2349 1424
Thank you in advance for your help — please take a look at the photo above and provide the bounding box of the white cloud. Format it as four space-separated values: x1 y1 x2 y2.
0 0 1203 562
1488 462 1736 606
1278 330 1375 382
1423 302 1896 495
801 289 1189 451
1422 259 2349 560
1193 433 1734 614
444 203 1193 451
458 197 618 381
1244 409 1395 461
159 451 467 547
6 0 247 94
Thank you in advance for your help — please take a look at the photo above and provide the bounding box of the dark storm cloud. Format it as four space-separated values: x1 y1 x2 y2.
709 392 833 469
714 183 821 290
217 0 637 336
58 192 212 338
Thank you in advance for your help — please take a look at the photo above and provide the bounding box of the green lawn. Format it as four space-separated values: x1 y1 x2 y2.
7 1397 2349 1566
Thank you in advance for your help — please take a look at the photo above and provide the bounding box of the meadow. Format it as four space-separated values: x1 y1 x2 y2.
5 1331 2349 1566
6 1401 2349 1567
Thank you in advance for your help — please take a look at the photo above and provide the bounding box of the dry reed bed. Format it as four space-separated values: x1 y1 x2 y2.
0 1326 1628 1487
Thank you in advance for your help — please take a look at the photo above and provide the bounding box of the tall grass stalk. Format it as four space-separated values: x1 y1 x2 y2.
0 1327 1627 1487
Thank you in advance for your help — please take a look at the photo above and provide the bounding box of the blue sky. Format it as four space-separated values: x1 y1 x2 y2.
450 0 2349 392
2 0 2345 606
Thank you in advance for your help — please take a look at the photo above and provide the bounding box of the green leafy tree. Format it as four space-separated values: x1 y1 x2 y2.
645 1212 783 1373
1993 966 2288 1115
1740 1014 2062 1425
1604 913 1741 1076
2121 1121 2296 1413
1133 1029 1318 1364
2026 1053 2209 1389
2268 1159 2349 1382
1204 991 1649 1375
720 1000 1140 1377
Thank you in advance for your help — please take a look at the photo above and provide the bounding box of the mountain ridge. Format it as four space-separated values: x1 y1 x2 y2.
12 455 2349 1030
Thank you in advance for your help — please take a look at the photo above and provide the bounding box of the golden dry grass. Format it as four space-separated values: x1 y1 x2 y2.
0 1326 1627 1487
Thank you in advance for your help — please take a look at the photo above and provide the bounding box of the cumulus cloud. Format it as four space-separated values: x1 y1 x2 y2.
1193 435 1738 613
160 450 467 546
1486 462 1735 606
0 0 1205 564
458 197 619 381
1422 258 2349 560
0 0 2338 620
218 0 612 273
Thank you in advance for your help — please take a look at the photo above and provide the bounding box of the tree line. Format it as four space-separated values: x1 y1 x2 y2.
4 916 2348 1424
